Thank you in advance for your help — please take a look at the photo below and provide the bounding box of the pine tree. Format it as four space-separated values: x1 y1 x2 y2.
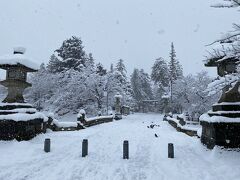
110 64 114 73
131 69 153 109
151 57 169 87
168 42 183 81
168 42 183 108
96 63 107 76
116 59 127 78
55 36 86 71
47 54 64 73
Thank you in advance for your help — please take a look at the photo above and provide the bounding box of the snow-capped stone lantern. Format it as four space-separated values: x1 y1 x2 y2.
0 47 47 141
114 92 122 120
200 56 240 149
0 47 37 103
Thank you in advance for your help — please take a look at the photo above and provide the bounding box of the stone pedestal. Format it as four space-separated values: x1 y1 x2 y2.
200 82 240 149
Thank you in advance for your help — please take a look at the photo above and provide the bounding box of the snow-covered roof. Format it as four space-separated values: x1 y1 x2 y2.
0 48 39 71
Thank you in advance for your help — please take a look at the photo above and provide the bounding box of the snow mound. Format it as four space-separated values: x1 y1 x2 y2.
0 48 39 70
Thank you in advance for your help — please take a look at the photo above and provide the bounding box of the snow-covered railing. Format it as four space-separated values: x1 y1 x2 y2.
166 116 201 137
48 115 114 131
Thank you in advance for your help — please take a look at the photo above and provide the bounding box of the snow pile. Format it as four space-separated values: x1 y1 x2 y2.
53 120 78 128
200 113 240 123
0 108 37 113
0 48 39 70
86 115 114 122
0 112 48 122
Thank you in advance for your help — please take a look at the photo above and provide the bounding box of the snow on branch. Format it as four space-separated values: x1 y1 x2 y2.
211 0 240 8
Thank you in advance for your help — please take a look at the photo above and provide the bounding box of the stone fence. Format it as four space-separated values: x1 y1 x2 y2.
47 115 114 132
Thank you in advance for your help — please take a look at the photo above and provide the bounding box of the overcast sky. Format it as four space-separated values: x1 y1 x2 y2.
0 0 239 77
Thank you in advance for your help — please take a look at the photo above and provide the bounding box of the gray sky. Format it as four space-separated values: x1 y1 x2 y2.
0 0 239 77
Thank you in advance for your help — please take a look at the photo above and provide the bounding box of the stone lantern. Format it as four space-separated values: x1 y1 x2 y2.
114 92 122 120
200 57 240 149
0 47 37 103
0 47 47 141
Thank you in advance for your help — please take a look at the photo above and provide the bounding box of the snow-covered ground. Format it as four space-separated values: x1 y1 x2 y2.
0 113 239 180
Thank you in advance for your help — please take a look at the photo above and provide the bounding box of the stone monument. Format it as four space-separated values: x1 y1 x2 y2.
0 47 47 141
200 57 240 149
114 92 122 120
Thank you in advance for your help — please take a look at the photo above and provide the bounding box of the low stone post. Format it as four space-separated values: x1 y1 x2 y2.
123 140 129 159
82 139 88 157
44 138 51 153
168 143 174 158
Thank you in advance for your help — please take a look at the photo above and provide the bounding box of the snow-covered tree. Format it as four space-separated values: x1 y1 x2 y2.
116 59 127 79
151 57 169 87
169 42 183 81
47 54 63 73
212 0 240 8
131 69 153 110
172 71 219 117
96 63 107 76
205 1 240 96
55 36 87 71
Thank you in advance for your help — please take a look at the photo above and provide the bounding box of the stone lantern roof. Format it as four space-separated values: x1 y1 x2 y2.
0 47 39 72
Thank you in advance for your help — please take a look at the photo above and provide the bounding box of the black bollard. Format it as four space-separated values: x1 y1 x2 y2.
123 140 129 159
44 138 51 153
168 143 174 158
82 139 88 157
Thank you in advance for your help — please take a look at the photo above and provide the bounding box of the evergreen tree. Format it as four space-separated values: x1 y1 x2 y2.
168 42 183 81
168 42 183 109
110 63 114 73
116 59 127 78
151 57 169 87
86 53 95 69
96 63 107 76
131 69 153 110
47 54 64 73
55 36 86 71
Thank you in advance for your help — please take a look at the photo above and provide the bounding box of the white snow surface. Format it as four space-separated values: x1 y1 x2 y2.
0 113 239 180
53 120 78 128
200 113 240 123
86 115 114 122
0 112 48 122
0 53 39 70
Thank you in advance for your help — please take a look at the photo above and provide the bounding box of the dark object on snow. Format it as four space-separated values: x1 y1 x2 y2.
150 124 154 129
44 138 51 153
82 139 88 157
123 140 129 159
168 143 174 158
155 134 158 138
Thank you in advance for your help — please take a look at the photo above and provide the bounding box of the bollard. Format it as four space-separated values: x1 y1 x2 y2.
44 138 51 153
168 143 174 158
123 140 129 159
82 139 88 157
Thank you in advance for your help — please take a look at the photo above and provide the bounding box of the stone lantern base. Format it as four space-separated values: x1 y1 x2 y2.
200 103 240 149
0 103 47 141
201 121 240 149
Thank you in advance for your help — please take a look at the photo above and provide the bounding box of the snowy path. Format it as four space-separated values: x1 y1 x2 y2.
0 113 240 180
